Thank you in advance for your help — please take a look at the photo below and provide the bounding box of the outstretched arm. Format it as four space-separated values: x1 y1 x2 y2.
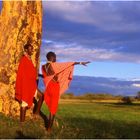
74 61 90 66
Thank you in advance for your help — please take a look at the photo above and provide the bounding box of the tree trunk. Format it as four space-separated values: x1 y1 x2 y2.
0 1 42 117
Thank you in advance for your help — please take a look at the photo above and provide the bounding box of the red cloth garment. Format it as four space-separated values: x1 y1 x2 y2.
44 80 60 115
42 62 74 95
42 62 74 115
15 55 37 107
42 62 75 114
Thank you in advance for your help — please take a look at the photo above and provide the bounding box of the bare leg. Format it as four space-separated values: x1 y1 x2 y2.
19 106 26 131
47 112 55 133
33 90 44 119
35 93 44 114
20 107 27 122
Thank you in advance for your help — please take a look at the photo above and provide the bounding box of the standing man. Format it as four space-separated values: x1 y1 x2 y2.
42 51 90 132
15 44 43 123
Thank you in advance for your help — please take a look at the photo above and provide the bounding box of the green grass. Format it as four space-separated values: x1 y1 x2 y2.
1 100 140 138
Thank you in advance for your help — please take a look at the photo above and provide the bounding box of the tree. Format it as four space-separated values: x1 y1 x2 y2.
0 1 42 116
121 96 133 104
136 91 140 99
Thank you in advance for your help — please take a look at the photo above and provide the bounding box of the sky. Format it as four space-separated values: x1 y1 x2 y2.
42 1 140 80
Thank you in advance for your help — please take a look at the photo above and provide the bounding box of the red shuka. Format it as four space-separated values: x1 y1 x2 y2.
45 80 60 115
42 62 74 115
15 55 37 107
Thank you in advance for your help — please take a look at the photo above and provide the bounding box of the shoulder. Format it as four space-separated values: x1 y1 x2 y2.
19 55 26 63
21 55 30 62
42 64 47 70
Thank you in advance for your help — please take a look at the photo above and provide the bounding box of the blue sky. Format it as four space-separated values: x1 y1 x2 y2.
42 1 140 80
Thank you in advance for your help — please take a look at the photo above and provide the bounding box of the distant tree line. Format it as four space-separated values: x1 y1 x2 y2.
61 91 140 105
61 93 123 100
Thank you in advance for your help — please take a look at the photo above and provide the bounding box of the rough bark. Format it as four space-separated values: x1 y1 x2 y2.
0 1 42 117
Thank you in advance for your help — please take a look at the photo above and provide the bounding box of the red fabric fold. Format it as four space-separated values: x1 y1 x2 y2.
45 80 60 115
42 62 74 114
42 62 74 95
15 55 37 107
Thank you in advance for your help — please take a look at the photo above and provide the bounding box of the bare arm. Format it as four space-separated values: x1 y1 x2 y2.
74 61 90 66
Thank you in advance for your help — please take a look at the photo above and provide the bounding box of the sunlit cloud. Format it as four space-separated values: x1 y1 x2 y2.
42 1 140 62
41 39 140 63
132 83 140 88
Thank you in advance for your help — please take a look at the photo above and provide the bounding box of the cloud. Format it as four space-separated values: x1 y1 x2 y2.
41 40 140 63
43 1 140 32
132 78 140 82
132 83 140 88
1 1 139 64
42 1 140 63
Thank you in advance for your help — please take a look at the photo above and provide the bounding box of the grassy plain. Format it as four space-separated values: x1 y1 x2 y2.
0 99 140 138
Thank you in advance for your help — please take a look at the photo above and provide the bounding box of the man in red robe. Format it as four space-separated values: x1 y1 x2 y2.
42 51 90 132
15 44 43 123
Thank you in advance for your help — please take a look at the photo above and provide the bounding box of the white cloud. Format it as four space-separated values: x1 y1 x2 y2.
132 78 140 82
42 39 53 44
132 83 140 88
41 39 140 63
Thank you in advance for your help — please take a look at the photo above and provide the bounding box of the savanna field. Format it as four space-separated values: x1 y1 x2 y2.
0 99 140 139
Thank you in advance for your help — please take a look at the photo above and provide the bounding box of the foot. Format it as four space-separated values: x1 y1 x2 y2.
19 121 24 132
33 113 42 120
46 127 52 134
54 119 59 128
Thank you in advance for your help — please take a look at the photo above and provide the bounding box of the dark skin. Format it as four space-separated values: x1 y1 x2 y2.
42 55 90 132
25 45 34 57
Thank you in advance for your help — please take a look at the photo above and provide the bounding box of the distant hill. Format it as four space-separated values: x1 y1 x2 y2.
38 75 140 96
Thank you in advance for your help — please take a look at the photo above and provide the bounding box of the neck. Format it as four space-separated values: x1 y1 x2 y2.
47 60 53 63
24 52 31 60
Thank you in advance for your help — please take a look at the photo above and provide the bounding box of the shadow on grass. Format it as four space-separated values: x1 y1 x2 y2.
15 130 36 139
40 111 49 128
33 98 49 128
95 102 140 108
58 116 140 139
113 102 140 106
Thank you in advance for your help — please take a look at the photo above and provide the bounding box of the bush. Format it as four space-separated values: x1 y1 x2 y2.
61 93 75 99
121 96 133 104
136 91 140 101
